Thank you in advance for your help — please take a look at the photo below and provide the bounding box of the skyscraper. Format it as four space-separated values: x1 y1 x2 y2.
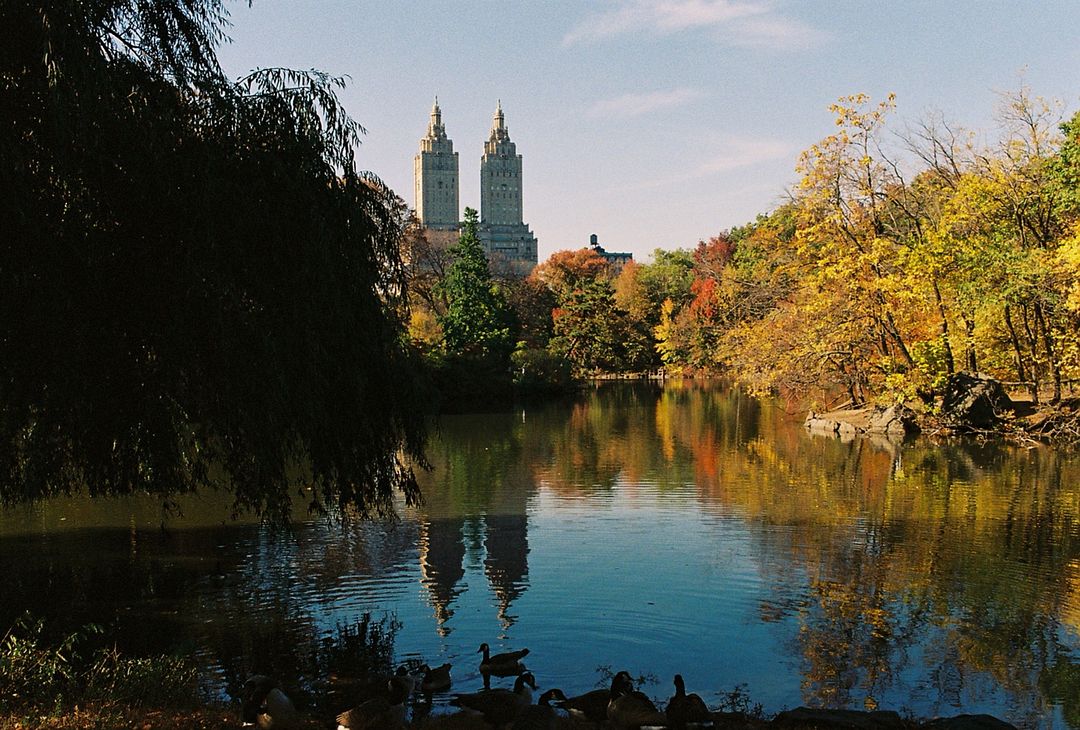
478 101 538 274
413 98 459 231
413 100 538 275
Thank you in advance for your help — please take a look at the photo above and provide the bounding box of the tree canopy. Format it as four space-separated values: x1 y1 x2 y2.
436 208 516 365
1 0 427 520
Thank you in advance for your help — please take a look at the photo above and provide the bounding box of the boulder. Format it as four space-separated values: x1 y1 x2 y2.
774 707 907 729
805 411 841 434
920 714 1017 730
866 404 919 436
940 372 1013 430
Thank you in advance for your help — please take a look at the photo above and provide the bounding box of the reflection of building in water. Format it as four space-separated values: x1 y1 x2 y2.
483 513 530 628
418 517 466 636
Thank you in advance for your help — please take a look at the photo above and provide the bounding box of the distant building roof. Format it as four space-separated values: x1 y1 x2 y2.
588 233 632 271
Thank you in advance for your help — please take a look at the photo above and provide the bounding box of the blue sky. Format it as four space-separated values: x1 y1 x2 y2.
215 1 1080 263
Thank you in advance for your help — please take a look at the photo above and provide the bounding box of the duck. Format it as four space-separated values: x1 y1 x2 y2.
511 688 568 730
478 642 530 676
419 662 453 693
451 670 538 726
336 675 409 730
607 671 668 730
556 685 611 727
666 674 711 728
240 675 298 730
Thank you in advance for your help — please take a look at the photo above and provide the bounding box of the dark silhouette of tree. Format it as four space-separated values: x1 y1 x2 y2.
0 1 427 520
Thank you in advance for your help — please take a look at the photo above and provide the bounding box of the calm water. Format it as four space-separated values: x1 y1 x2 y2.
3 381 1080 727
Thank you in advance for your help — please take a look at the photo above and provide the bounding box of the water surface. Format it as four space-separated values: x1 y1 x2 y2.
3 381 1080 727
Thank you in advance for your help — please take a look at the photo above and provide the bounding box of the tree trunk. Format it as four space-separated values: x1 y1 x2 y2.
933 280 955 375
882 307 916 369
963 315 977 372
1021 302 1040 405
1034 300 1062 404
1003 304 1027 384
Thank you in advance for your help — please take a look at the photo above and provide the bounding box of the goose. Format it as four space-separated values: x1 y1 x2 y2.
336 675 409 730
392 665 418 697
420 662 453 693
451 670 537 726
556 685 611 727
511 688 568 730
607 671 668 730
240 675 298 730
478 641 530 676
666 674 711 728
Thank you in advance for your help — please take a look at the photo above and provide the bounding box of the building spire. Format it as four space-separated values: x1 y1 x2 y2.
489 100 509 143
427 95 445 140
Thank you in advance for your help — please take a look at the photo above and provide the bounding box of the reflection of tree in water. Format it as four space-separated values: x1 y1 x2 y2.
739 435 1080 726
419 517 466 635
535 380 765 497
483 513 529 628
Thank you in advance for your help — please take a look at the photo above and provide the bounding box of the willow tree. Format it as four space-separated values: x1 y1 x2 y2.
0 1 427 520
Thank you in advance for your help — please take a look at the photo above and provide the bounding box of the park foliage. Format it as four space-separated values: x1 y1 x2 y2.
410 90 1080 410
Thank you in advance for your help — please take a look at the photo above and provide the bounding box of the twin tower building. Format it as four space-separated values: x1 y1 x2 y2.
414 99 538 274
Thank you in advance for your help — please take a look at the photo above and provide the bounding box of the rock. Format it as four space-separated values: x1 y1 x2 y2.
920 714 1017 730
866 404 919 436
774 707 907 729
940 372 1013 430
805 411 841 434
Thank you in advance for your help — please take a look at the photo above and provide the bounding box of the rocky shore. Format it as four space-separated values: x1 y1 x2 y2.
0 704 1020 729
806 372 1080 448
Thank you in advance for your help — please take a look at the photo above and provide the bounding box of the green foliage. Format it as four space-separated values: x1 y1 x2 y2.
315 615 400 688
0 615 198 713
550 279 652 375
437 208 517 366
1053 111 1080 218
1 1 427 520
511 346 574 392
714 683 765 719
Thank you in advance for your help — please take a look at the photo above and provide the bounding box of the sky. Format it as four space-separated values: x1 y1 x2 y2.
214 1 1080 263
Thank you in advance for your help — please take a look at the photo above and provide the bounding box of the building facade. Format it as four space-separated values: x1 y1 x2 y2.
413 100 538 275
413 98 459 231
477 101 538 275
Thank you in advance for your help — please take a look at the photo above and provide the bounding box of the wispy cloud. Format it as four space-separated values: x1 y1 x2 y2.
723 15 827 50
588 87 706 118
563 0 826 51
614 134 795 193
694 135 793 174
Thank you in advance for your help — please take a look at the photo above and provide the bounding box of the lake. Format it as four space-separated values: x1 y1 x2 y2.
2 380 1080 727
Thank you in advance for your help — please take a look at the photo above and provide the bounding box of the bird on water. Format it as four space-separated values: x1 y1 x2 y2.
478 641 530 676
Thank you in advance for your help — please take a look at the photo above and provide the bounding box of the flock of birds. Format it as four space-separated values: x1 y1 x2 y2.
241 642 715 730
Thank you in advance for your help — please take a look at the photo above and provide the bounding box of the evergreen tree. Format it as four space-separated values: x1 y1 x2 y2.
437 208 515 366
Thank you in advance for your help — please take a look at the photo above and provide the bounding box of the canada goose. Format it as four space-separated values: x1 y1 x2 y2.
666 674 711 728
557 685 610 726
451 671 537 725
336 675 409 730
327 664 414 706
240 675 298 730
607 671 668 730
478 642 530 676
511 688 568 730
420 662 453 693
393 665 417 697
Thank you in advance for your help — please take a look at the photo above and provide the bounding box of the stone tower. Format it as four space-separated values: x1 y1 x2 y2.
414 97 459 230
478 101 538 274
